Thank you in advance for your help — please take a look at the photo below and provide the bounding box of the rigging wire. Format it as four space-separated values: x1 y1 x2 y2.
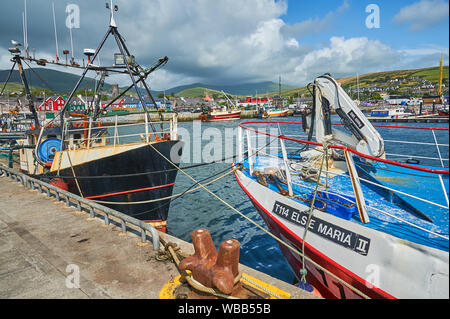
142 136 372 299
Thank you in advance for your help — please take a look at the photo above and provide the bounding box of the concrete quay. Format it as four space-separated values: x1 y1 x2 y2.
0 167 318 299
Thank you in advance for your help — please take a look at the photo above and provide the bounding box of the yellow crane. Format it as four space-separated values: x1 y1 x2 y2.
438 52 443 97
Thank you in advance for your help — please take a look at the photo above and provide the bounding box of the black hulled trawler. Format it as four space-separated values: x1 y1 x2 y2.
1 1 183 232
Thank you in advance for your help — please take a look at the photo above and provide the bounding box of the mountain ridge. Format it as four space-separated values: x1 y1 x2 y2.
1 65 448 98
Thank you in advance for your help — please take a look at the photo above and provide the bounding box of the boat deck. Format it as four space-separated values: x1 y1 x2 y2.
0 168 317 299
241 154 449 252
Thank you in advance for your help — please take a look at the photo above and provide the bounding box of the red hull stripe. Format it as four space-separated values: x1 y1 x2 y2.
85 183 175 199
211 114 240 119
234 170 396 299
240 120 449 131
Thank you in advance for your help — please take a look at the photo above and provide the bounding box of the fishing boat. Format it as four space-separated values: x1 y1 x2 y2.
260 108 289 118
199 90 241 122
199 107 241 122
234 73 449 298
293 104 309 117
438 106 449 117
369 107 411 119
0 1 183 232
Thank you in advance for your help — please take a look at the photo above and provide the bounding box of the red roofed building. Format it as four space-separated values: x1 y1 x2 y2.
38 96 66 112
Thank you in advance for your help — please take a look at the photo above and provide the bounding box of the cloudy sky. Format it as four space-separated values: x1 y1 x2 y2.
0 0 449 90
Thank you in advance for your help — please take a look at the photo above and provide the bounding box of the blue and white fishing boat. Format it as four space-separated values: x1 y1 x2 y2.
234 73 449 299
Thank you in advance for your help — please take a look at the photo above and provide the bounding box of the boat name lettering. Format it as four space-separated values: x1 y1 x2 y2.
347 110 365 129
272 201 370 255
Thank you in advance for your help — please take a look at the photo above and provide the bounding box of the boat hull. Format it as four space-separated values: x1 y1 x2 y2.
46 140 183 231
200 110 241 122
260 110 288 118
234 169 449 299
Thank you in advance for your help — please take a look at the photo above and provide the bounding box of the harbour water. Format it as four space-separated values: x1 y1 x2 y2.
117 117 449 284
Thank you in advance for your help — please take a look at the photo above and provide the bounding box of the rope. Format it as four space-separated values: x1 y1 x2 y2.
129 165 235 218
300 140 329 283
241 273 284 299
38 151 248 180
90 168 234 205
22 59 57 94
145 137 372 299
66 150 84 198
157 236 241 299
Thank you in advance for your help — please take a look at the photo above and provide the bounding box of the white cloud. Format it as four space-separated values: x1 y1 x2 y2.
286 37 402 85
1 0 447 91
393 0 449 32
110 0 353 89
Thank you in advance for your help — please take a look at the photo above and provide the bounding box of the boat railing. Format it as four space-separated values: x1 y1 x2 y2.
63 113 179 148
237 121 449 234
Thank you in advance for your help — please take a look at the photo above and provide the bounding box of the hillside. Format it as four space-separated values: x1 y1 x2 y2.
0 81 44 94
2 65 448 99
258 66 449 99
0 66 297 97
0 68 112 94
164 81 296 97
337 66 449 91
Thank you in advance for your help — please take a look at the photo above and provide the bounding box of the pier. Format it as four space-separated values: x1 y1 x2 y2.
0 164 318 299
366 115 448 123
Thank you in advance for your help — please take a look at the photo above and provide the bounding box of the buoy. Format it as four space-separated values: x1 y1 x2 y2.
49 178 69 191
295 280 322 298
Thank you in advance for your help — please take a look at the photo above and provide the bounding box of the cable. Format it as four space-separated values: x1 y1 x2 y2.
144 136 372 299
36 150 249 180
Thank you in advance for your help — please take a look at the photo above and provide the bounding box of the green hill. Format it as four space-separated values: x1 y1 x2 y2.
2 65 448 99
258 66 449 99
338 66 449 91
0 68 111 94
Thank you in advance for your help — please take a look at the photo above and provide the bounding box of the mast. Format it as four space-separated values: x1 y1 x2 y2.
59 0 161 133
22 12 26 55
69 25 74 64
279 75 281 107
24 0 29 57
357 72 360 102
14 55 40 128
52 2 59 62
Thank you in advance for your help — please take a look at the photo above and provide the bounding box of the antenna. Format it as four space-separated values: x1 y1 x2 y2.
52 2 59 62
22 12 26 55
24 0 29 57
107 0 118 27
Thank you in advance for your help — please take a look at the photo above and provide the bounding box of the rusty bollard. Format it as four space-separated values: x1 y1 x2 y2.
179 229 218 289
178 229 241 295
211 239 240 294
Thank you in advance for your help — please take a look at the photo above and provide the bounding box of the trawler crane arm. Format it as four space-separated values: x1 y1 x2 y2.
309 74 384 158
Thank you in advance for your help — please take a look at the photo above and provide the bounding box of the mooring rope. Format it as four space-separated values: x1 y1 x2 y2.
144 138 371 299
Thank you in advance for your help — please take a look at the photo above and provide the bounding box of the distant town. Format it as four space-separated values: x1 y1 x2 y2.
1 65 449 116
